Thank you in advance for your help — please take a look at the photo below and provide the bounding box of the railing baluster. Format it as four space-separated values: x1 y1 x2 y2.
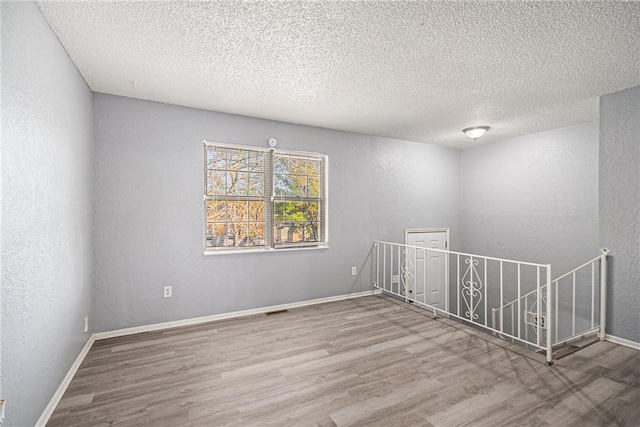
517 263 521 339
555 279 559 342
510 304 515 339
390 243 392 292
397 245 401 296
383 244 387 291
378 243 381 289
536 266 540 347
591 262 595 329
500 261 504 333
423 248 427 305
484 258 488 326
525 295 529 343
470 255 474 321
546 265 552 364
599 248 608 340
413 249 424 301
572 272 576 336
457 254 460 317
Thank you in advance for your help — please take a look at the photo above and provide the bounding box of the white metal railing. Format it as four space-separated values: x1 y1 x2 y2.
372 240 554 363
492 248 609 350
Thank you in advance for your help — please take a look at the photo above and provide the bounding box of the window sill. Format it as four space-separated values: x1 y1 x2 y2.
203 245 329 256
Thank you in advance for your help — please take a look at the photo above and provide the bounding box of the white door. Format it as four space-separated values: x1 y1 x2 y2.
405 229 448 310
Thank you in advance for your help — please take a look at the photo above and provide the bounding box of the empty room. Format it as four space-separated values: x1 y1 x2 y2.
2 1 640 426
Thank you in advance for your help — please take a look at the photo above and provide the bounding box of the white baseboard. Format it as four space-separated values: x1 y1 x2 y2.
95 289 382 340
605 334 640 351
36 289 380 425
36 334 96 427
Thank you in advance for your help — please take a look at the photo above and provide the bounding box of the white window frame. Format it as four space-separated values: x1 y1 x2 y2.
203 141 329 254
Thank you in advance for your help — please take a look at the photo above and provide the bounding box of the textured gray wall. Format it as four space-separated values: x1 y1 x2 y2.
461 122 599 275
1 3 94 426
600 85 640 343
92 94 461 332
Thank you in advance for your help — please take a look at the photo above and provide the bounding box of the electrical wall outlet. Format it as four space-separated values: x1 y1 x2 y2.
392 275 399 284
351 266 357 276
84 316 89 333
163 286 173 298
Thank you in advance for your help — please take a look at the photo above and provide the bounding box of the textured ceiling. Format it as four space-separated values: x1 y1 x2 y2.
37 1 640 148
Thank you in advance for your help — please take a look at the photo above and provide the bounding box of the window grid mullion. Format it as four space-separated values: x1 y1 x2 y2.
265 149 274 248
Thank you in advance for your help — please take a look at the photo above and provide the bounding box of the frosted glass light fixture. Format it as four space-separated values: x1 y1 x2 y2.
463 126 490 140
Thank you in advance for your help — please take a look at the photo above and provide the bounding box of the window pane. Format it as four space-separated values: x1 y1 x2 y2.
248 201 265 222
226 171 248 195
274 174 290 197
248 172 263 196
227 149 247 170
274 201 319 244
206 223 234 248
274 174 307 197
307 176 319 197
206 147 214 169
207 200 262 223
248 222 266 247
274 201 319 221
273 221 320 244
289 156 307 174
205 223 215 248
206 200 227 222
247 151 265 171
203 200 266 246
227 223 248 247
205 170 214 196
227 200 248 222
212 171 226 195
273 154 322 199
213 148 227 169
274 155 289 175
291 176 307 197
308 159 320 176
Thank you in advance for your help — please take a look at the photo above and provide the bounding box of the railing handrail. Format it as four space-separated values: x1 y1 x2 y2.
497 284 548 311
551 255 602 283
495 252 603 312
374 240 549 268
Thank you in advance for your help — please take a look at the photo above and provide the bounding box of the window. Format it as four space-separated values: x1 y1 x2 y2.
204 142 327 252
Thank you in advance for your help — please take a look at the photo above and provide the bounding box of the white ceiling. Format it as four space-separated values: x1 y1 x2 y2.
37 1 640 148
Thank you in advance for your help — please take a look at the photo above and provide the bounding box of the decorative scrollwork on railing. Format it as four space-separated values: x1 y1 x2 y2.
401 249 414 298
461 258 483 320
528 292 548 343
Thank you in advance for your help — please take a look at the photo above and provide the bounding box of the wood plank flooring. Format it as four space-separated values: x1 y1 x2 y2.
48 295 640 426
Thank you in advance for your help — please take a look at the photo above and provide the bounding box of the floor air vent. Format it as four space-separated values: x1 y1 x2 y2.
265 309 290 316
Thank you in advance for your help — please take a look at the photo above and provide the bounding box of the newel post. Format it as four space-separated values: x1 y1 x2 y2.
546 264 553 365
598 248 609 340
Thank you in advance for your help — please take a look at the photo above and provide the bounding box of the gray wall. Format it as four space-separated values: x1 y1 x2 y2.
92 94 461 332
2 4 635 423
461 122 600 275
1 3 94 426
600 85 640 343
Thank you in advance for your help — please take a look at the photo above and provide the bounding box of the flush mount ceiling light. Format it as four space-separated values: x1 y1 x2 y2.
463 126 490 140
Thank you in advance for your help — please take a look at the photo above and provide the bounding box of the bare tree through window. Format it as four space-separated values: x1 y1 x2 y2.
204 143 327 251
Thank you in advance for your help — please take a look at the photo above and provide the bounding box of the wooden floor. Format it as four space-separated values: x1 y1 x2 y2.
48 295 640 426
